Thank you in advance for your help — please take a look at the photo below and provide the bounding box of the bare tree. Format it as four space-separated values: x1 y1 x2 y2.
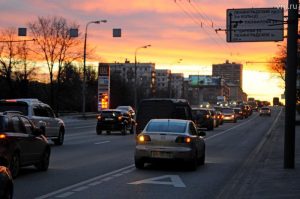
15 40 37 97
269 45 286 82
28 16 81 106
0 27 20 97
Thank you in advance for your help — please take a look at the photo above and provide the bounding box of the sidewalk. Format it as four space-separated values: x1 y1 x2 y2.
217 109 300 199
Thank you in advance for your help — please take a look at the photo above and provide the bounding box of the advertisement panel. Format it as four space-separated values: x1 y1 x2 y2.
98 63 110 111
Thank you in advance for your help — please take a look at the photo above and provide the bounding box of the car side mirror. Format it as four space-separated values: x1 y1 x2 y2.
197 130 206 137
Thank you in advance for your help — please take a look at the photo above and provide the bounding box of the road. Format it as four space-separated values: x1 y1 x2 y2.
13 108 282 199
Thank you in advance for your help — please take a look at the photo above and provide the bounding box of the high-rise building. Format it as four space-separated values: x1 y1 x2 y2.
212 60 243 88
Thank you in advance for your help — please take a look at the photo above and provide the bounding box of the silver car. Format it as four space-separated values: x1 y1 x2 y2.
134 119 206 170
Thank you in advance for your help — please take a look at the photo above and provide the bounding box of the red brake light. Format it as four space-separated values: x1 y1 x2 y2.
5 100 17 102
0 134 6 139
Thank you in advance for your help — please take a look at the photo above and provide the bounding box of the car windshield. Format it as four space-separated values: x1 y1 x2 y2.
0 102 28 115
116 106 128 110
101 111 121 117
192 110 207 115
146 120 187 134
261 107 270 110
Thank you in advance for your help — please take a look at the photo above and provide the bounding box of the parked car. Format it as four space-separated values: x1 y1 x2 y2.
0 157 13 199
0 111 51 178
0 99 65 145
233 107 244 120
136 98 193 135
116 106 135 118
259 107 271 116
222 108 237 123
192 108 214 130
134 119 206 170
96 109 135 135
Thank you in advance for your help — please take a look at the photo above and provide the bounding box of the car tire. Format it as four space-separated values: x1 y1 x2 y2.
188 156 198 171
106 131 111 135
130 124 134 134
9 152 20 179
208 123 214 131
121 125 127 135
96 127 102 135
35 148 50 171
199 150 205 166
134 158 144 169
53 128 64 146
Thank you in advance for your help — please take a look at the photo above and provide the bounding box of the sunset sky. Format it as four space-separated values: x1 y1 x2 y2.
0 0 288 102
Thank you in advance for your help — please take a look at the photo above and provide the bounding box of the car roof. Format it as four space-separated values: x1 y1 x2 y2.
149 119 190 124
0 98 47 106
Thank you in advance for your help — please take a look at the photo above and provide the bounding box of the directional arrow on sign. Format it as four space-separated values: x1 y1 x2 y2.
128 175 186 188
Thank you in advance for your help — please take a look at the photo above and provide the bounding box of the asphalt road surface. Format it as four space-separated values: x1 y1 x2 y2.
13 107 282 199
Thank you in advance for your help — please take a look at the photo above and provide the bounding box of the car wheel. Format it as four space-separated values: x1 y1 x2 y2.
106 131 111 135
134 158 144 169
121 125 127 135
199 149 205 166
188 152 198 171
35 148 50 171
53 128 64 146
130 124 134 134
9 153 20 179
96 127 102 135
1 183 13 199
208 123 214 131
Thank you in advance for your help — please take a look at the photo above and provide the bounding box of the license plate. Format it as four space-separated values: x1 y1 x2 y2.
151 151 173 159
105 118 114 121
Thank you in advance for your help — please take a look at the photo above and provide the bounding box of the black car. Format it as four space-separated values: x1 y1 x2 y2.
0 112 50 178
192 108 214 131
233 107 244 119
96 109 135 135
136 98 193 135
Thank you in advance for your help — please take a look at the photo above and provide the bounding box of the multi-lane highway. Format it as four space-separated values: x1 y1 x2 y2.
13 108 282 199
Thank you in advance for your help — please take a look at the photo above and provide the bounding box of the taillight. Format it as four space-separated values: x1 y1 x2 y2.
137 134 151 142
118 116 122 121
206 115 209 119
175 136 192 144
0 134 6 139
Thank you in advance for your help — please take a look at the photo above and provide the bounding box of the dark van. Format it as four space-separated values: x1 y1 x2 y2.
136 98 193 135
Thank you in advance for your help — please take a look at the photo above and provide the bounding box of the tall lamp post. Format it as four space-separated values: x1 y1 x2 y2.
134 44 151 111
82 20 107 116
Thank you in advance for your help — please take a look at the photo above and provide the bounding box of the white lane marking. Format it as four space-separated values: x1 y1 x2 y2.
72 186 89 192
94 141 111 145
35 165 135 199
128 175 186 188
55 192 74 198
205 114 259 141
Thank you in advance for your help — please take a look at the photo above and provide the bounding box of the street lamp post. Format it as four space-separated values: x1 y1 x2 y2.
134 45 151 111
82 20 107 116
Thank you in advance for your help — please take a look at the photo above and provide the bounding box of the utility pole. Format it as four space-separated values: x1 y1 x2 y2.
284 0 299 169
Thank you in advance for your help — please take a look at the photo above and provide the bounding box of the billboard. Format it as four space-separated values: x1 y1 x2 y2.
227 8 284 42
189 75 221 86
98 63 110 111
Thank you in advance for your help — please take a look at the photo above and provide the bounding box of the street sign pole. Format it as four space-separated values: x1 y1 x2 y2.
284 0 299 169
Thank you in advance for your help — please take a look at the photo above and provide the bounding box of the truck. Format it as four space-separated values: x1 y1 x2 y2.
273 97 280 106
